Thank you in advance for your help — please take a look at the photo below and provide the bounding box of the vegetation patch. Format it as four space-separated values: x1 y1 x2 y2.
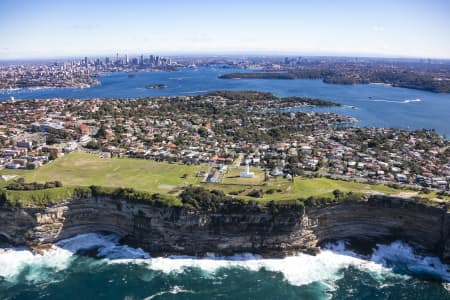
0 187 75 207
6 178 63 191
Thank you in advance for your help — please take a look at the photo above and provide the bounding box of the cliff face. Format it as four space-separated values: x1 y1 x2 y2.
1 195 449 262
307 196 446 254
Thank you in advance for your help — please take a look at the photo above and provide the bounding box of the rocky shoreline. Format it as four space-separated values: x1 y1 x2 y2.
1 194 450 263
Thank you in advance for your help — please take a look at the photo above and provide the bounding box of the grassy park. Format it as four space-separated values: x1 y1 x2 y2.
0 151 421 206
0 152 207 193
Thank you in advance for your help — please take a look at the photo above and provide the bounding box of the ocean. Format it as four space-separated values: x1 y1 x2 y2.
1 67 450 299
1 233 450 300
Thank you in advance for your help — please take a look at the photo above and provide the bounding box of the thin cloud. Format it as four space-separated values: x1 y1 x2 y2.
372 25 385 33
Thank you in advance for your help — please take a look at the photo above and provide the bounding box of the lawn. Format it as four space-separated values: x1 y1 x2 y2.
263 177 398 201
221 167 265 185
0 152 207 194
203 177 402 202
0 151 419 205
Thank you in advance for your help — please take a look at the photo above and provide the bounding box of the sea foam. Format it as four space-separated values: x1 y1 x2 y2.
135 242 403 288
1 233 449 289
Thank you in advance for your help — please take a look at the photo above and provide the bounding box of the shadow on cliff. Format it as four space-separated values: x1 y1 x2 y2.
52 197 134 246
308 195 450 259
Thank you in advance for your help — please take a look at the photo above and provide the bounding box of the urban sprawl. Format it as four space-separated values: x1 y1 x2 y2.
0 91 449 193
1 54 450 92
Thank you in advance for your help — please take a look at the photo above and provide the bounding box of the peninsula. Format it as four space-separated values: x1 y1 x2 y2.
0 90 448 263
218 57 450 93
0 91 447 192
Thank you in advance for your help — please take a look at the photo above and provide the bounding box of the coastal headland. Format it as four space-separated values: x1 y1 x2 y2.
0 152 449 263
0 89 448 266
1 191 450 263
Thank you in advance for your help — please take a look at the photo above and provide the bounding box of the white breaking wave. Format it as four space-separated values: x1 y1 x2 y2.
131 248 396 288
55 233 150 259
0 246 73 284
0 233 449 288
371 241 450 281
0 233 148 284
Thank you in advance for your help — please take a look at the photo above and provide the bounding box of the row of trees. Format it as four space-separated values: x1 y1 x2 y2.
179 186 365 211
73 186 177 207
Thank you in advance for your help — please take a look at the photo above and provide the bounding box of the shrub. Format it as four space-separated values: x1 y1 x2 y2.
247 189 264 198
6 180 63 191
180 186 229 209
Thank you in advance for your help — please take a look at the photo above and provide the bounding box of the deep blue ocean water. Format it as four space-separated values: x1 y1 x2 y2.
1 67 450 136
1 67 450 299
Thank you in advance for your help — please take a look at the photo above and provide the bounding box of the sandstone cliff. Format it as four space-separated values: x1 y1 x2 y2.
1 195 450 262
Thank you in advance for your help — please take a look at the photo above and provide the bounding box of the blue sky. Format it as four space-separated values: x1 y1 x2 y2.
0 0 449 59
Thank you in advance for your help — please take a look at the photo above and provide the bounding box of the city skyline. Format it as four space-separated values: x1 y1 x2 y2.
1 0 450 60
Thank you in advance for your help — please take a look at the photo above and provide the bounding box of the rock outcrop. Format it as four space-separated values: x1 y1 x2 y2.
1 195 450 262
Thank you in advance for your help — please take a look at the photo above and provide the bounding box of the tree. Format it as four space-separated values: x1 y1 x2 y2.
333 189 343 199
86 140 100 150
49 150 58 161
95 124 107 139
46 134 58 145
198 127 208 138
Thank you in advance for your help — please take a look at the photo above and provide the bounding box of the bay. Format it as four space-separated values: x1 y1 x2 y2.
1 67 450 137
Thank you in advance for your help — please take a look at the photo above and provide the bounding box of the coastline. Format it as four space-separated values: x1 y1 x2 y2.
1 194 449 263
0 193 450 291
0 82 99 92
3 234 450 281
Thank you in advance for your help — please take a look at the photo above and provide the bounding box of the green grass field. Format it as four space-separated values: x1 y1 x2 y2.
222 167 265 185
205 177 400 202
0 152 207 193
0 151 420 205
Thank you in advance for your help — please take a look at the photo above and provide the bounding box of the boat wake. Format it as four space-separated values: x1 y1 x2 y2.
182 90 208 94
143 286 193 299
370 98 422 104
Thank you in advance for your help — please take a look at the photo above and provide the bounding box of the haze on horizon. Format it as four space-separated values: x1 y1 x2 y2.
0 0 449 60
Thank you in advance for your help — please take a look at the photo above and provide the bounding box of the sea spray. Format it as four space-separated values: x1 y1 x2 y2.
1 233 450 299
371 241 450 281
55 233 150 259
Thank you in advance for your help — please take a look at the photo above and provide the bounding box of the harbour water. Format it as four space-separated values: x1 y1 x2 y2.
1 67 450 137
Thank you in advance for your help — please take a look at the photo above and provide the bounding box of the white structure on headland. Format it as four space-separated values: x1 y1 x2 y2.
240 160 255 178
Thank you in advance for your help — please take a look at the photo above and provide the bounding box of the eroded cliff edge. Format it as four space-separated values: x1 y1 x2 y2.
1 195 450 262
